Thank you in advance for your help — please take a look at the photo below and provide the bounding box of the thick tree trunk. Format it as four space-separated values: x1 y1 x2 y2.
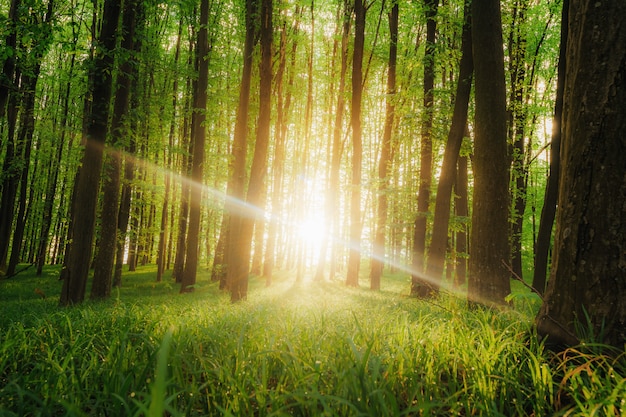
346 0 365 287
92 0 138 299
60 0 121 305
468 0 511 307
536 0 626 349
370 1 398 291
423 0 472 292
532 0 567 296
411 0 438 296
180 0 210 293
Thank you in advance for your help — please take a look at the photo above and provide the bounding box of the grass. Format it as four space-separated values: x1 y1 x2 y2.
0 264 624 416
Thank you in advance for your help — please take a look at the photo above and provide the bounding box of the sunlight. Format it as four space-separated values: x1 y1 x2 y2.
296 215 327 251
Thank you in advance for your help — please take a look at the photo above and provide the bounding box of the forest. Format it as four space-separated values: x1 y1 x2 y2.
0 0 625 413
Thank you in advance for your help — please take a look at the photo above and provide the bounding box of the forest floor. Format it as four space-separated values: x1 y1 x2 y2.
0 264 624 416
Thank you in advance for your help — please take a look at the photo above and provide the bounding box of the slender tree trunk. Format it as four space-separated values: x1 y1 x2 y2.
468 0 511 307
37 51 76 275
60 0 121 305
6 0 56 274
225 0 257 296
7 71 39 276
230 0 272 302
345 0 365 287
423 0 472 292
180 0 210 293
157 20 182 282
508 0 529 281
263 19 289 284
411 0 438 295
172 39 195 284
369 1 398 291
0 0 20 118
532 0 567 295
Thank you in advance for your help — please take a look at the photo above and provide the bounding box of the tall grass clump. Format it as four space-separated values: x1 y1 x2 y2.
0 265 624 416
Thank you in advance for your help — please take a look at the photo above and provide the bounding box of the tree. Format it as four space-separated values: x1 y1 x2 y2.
532 0 567 295
535 0 626 348
60 0 121 305
91 0 139 299
345 0 365 287
180 0 210 293
369 0 398 291
410 0 438 296
468 0 511 307
423 0 472 292
228 0 273 302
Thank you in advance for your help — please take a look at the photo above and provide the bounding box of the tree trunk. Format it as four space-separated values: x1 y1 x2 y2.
263 15 297 284
7 70 39 276
411 0 438 296
92 0 138 299
369 1 398 291
345 0 365 287
0 0 20 118
468 0 511 307
156 19 182 283
230 0 272 302
37 48 76 276
180 0 210 293
60 0 121 305
532 0 567 296
508 0 529 282
423 0 472 292
535 0 626 349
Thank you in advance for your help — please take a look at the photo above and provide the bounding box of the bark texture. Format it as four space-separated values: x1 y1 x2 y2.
536 0 626 348
468 0 511 307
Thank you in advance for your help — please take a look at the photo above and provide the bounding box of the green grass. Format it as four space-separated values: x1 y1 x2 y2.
0 265 624 416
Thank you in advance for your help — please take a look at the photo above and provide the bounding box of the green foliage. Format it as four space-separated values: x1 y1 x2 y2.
0 265 624 416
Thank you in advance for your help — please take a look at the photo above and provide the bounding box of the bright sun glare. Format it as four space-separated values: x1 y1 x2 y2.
297 217 327 248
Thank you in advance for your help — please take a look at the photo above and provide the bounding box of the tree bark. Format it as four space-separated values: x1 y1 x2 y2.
92 0 138 299
223 0 257 294
180 0 210 293
345 0 365 287
468 0 511 307
423 0 472 292
60 0 121 305
230 0 272 302
411 0 438 296
369 1 398 291
535 0 626 349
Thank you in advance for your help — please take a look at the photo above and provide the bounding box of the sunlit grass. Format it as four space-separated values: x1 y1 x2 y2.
0 264 624 416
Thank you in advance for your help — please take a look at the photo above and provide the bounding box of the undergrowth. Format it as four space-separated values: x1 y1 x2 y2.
0 265 624 416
